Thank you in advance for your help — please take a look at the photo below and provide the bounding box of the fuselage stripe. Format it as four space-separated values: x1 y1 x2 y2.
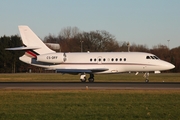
54 63 156 66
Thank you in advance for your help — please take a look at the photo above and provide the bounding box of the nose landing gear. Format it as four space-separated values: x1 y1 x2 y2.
144 72 149 83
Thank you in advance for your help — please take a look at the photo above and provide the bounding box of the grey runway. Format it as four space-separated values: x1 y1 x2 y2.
0 82 180 90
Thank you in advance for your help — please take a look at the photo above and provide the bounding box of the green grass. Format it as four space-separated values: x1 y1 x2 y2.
0 90 179 120
0 73 179 82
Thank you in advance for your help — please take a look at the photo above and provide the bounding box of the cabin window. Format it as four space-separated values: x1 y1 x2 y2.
116 58 118 61
90 58 92 61
120 58 122 61
111 58 114 61
103 58 106 61
99 58 101 61
94 58 96 61
124 58 126 61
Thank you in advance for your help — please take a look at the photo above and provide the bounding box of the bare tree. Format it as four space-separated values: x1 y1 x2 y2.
74 30 120 52
59 26 79 39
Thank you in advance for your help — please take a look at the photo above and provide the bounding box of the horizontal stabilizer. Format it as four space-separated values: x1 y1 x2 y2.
56 68 109 74
5 46 40 51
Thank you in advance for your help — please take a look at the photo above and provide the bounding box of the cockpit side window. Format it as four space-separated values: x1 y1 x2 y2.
146 56 151 59
150 56 155 59
154 56 159 59
146 55 159 60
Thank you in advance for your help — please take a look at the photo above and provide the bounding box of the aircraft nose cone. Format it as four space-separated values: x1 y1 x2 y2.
166 62 175 69
159 61 175 71
169 63 175 69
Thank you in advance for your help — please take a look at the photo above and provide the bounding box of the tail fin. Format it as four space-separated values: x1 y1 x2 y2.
18 26 55 55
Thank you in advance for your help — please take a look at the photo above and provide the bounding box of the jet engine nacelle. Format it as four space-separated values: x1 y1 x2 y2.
36 53 65 63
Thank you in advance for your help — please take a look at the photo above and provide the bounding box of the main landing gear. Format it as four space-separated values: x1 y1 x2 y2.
144 72 149 83
80 73 94 82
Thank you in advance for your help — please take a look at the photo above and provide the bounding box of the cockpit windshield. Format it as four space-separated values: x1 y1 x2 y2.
146 56 159 60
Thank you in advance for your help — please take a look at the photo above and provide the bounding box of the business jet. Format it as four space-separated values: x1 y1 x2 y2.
6 26 175 83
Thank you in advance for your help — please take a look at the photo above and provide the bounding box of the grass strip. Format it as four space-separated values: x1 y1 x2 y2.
0 90 179 120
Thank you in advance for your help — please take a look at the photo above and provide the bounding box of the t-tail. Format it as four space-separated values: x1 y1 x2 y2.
18 26 55 58
6 26 56 65
6 26 55 57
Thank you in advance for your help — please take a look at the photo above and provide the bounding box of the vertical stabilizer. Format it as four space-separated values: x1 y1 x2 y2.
18 26 55 55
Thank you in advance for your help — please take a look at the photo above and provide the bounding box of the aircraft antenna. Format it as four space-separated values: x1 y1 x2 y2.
127 42 130 52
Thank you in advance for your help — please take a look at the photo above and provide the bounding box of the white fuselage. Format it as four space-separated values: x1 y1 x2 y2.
20 52 175 74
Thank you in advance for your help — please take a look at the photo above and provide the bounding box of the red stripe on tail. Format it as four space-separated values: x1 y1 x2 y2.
25 50 37 58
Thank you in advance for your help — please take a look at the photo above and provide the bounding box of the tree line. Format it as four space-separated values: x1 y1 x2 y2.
0 27 179 73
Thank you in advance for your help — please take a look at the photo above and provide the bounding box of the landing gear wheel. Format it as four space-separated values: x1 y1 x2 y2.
88 78 94 82
145 79 149 83
80 77 86 82
88 74 94 82
144 72 150 83
80 74 86 82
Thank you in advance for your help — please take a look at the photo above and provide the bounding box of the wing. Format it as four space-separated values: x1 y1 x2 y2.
56 68 109 74
5 46 40 50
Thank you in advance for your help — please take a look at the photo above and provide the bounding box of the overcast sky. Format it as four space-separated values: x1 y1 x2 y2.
0 0 180 49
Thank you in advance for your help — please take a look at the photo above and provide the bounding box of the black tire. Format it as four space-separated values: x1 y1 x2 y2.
145 79 149 83
88 78 94 82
